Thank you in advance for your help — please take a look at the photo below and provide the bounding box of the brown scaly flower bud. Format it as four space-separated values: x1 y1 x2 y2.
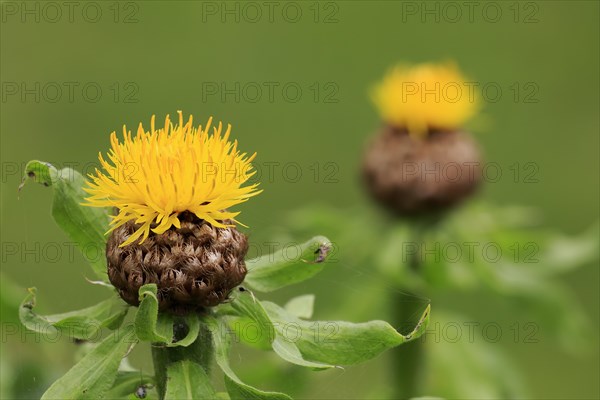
365 62 482 215
83 112 261 313
363 125 482 215
107 212 248 314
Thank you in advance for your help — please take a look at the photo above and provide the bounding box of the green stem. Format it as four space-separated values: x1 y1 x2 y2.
391 217 437 399
151 319 213 399
390 291 425 399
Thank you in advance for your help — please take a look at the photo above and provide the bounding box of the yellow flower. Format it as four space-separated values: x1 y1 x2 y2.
84 111 261 247
371 62 478 135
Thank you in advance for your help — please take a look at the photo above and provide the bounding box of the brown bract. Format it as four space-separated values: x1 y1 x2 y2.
363 125 482 215
107 212 248 315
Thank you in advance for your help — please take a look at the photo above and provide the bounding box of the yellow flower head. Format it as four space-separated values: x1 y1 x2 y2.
371 62 478 135
84 111 261 246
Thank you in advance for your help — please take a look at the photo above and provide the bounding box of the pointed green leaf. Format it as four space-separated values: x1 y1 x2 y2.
105 371 156 400
284 294 315 319
41 324 137 399
244 236 333 292
19 288 129 340
223 375 290 400
230 291 430 369
171 314 201 347
19 160 111 281
19 288 57 337
230 290 332 369
262 301 430 366
164 360 217 400
228 316 272 350
134 284 172 344
134 284 201 347
229 290 275 344
203 316 292 400
271 336 333 370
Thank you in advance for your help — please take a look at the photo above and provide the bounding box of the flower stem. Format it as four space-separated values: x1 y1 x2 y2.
390 217 437 399
390 291 425 399
151 319 213 399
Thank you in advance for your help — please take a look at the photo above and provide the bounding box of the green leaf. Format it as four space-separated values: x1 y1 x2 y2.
262 301 430 366
228 316 272 350
19 160 111 281
41 324 138 399
134 284 200 347
230 290 331 369
171 314 201 347
19 288 57 338
229 291 430 369
203 316 292 400
105 371 156 400
244 236 333 292
134 284 172 344
284 294 315 319
19 288 129 340
165 360 217 400
229 290 275 344
271 336 333 370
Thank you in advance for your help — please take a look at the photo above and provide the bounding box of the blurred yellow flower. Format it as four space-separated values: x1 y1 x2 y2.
372 62 478 135
84 111 261 246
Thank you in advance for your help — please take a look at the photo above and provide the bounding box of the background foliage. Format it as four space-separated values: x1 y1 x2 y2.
1 1 598 399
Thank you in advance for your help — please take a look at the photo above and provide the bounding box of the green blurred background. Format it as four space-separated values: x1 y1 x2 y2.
1 1 598 399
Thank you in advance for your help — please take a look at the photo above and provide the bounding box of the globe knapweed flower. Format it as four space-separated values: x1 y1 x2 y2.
85 112 261 313
371 62 478 135
363 62 482 215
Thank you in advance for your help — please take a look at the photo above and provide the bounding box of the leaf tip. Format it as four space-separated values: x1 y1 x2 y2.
304 236 333 264
404 304 431 342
